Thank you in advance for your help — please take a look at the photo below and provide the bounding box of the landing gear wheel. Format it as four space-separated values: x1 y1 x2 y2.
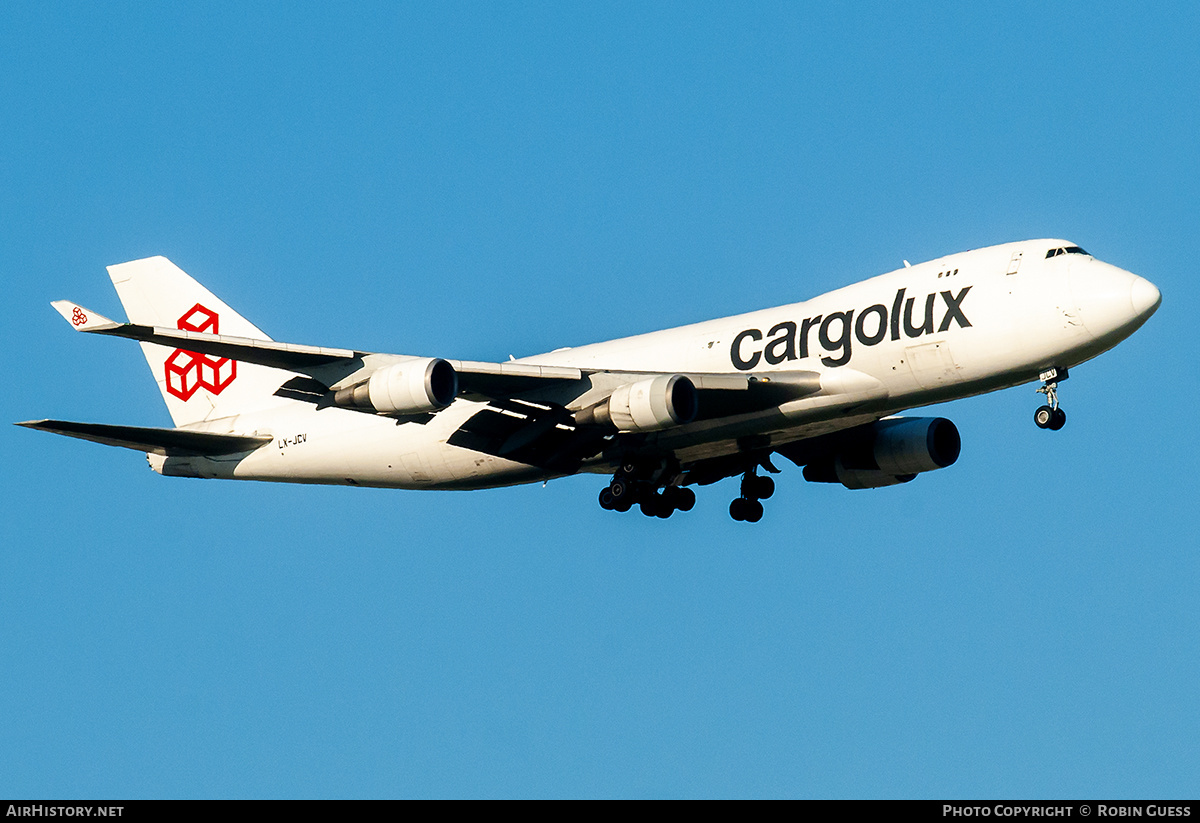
729 497 763 522
660 486 695 512
641 495 673 518
1034 405 1055 429
1049 407 1066 430
751 475 775 500
729 498 746 521
605 477 638 512
734 468 774 521
743 499 764 523
675 487 696 512
605 467 694 518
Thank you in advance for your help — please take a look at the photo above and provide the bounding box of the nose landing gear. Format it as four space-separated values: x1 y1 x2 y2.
1034 367 1068 431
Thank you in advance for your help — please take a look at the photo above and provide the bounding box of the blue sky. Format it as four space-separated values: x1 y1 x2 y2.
2 2 1197 798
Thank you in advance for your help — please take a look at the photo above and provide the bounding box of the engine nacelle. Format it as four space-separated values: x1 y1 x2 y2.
871 416 961 475
803 417 960 490
579 374 698 432
828 459 916 490
334 358 459 414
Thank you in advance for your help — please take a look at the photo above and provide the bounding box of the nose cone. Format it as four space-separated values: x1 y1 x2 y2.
1070 260 1161 343
1130 276 1162 321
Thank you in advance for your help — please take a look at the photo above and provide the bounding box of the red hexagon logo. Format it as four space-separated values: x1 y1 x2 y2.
164 303 237 401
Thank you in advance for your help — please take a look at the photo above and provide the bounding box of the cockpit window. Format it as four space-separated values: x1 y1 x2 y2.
1045 246 1089 258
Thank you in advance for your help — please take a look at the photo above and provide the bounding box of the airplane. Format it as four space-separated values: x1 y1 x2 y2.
18 239 1160 522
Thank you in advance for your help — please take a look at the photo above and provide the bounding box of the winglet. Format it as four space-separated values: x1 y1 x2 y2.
51 301 121 332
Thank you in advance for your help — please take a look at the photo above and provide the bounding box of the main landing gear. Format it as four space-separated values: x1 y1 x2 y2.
729 468 775 523
598 464 696 519
597 458 780 522
1034 367 1068 431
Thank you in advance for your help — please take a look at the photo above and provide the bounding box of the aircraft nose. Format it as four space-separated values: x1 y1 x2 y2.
1069 261 1161 342
1130 276 1162 320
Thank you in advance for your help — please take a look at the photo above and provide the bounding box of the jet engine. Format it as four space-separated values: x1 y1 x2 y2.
575 374 698 432
802 417 960 490
334 358 459 414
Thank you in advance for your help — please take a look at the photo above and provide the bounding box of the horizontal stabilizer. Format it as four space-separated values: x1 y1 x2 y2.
16 420 272 456
51 301 121 332
51 303 357 371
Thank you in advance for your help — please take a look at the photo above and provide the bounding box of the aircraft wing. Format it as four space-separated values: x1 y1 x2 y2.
48 302 882 434
16 420 272 455
51 301 583 395
444 360 583 396
52 301 358 369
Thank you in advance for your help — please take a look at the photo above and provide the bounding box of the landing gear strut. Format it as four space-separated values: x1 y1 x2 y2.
729 468 775 523
1034 367 1068 431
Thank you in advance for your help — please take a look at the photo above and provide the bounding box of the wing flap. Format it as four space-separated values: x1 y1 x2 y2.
449 360 585 398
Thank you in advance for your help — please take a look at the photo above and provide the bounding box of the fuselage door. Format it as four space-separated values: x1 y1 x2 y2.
1006 251 1023 275
905 340 962 389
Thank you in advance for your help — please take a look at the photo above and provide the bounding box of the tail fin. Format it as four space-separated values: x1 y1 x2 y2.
107 256 292 427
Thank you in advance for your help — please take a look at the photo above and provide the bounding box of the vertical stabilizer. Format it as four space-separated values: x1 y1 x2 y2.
107 256 295 427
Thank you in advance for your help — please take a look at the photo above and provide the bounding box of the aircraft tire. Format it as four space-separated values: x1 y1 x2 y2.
675 487 696 512
609 478 630 500
752 476 775 500
1034 405 1055 429
1049 408 1067 430
744 499 764 523
729 498 746 521
599 488 616 510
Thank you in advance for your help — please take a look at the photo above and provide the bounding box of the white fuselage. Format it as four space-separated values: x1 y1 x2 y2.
152 240 1159 489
